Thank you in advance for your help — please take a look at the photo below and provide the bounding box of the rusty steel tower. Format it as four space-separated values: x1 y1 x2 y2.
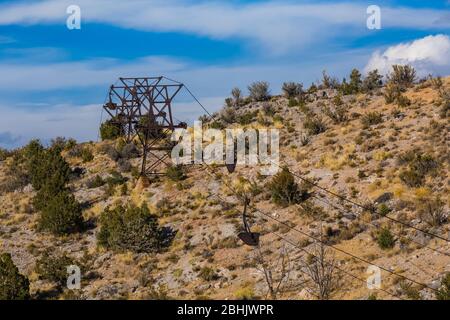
103 76 187 177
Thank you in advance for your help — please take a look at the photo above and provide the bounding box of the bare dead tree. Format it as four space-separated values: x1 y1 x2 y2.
302 241 340 300
253 244 291 300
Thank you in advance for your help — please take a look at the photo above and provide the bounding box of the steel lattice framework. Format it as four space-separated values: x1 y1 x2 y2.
103 77 187 177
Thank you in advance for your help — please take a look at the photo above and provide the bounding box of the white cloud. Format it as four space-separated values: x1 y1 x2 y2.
0 1 448 54
364 34 450 77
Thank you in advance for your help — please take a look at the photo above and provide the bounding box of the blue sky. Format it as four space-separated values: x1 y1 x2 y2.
0 0 449 148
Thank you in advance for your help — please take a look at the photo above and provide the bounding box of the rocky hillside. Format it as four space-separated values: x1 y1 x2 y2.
0 73 449 300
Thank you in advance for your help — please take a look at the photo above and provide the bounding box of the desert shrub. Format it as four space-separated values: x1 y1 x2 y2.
396 94 411 108
436 273 450 300
322 105 348 124
0 253 30 300
66 144 84 158
282 82 303 98
399 280 421 300
267 167 309 206
399 169 424 188
377 203 391 217
263 103 275 117
248 81 270 102
220 107 237 124
418 197 446 227
117 158 132 173
411 154 438 176
361 112 383 127
234 286 255 300
100 119 123 141
103 171 127 196
0 147 11 161
387 65 416 88
198 267 219 281
321 70 340 89
37 190 84 235
64 138 78 151
304 115 327 135
86 175 106 189
377 228 395 249
288 97 299 107
238 110 258 125
0 140 48 193
166 165 186 181
362 69 383 92
35 250 76 287
231 87 243 107
0 156 30 194
384 82 402 104
81 147 94 163
224 97 233 108
398 152 438 188
440 98 450 118
97 204 166 253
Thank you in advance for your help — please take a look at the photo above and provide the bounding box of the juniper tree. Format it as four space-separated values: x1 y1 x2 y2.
0 253 30 300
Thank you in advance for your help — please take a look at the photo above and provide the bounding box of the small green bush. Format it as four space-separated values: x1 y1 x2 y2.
97 204 167 253
198 267 219 282
377 228 395 249
100 119 123 140
384 82 402 104
238 111 258 125
81 147 94 163
419 197 446 227
377 203 391 217
86 175 106 189
0 253 30 300
268 167 309 206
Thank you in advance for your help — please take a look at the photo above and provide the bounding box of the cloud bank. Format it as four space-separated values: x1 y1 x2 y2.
0 0 448 54
364 34 450 76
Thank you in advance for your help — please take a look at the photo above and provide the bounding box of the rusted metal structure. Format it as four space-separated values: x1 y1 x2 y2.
103 77 187 177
